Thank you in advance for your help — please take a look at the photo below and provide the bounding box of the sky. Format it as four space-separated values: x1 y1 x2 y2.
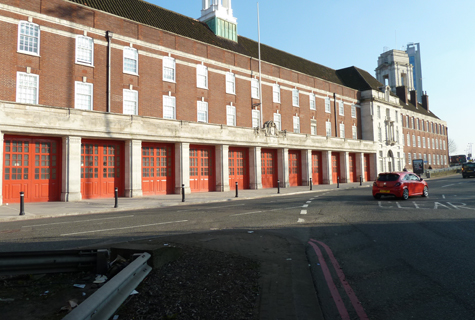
149 0 475 156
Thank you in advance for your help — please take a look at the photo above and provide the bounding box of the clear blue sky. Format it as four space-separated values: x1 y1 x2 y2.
150 0 475 156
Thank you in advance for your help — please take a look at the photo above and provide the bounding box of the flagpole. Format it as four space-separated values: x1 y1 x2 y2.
257 2 263 128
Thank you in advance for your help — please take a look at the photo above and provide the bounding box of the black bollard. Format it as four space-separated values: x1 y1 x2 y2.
360 175 362 186
19 191 25 216
114 187 118 208
337 176 340 188
182 184 185 202
277 180 280 194
235 182 238 198
310 177 313 191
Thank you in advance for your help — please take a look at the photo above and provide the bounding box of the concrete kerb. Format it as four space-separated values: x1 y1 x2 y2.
0 182 373 222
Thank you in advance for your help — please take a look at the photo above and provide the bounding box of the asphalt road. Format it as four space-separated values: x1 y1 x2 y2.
1 174 475 319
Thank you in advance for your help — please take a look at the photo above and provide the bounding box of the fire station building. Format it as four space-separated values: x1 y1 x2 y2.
1 0 444 204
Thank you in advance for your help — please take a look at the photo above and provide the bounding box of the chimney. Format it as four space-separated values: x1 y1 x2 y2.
410 90 417 106
422 92 429 112
396 86 408 104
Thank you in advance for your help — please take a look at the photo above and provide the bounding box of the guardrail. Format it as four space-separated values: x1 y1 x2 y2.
63 252 152 320
0 249 109 276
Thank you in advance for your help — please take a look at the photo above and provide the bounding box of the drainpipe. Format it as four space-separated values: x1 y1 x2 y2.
106 31 113 113
333 93 338 137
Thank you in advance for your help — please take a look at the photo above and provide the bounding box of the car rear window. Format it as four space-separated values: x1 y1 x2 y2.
377 174 400 182
464 163 475 168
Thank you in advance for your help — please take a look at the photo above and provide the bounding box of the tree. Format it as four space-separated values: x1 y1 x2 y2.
448 138 457 155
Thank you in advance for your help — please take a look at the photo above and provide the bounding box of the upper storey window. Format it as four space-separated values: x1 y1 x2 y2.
325 97 331 113
163 57 176 82
197 64 208 89
16 72 38 104
18 21 40 55
251 79 259 99
292 89 299 107
309 94 316 110
273 84 280 103
123 47 138 74
351 104 356 118
76 35 94 66
226 72 235 94
339 101 344 116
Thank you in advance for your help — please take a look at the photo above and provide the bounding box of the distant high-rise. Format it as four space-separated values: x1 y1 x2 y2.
406 43 423 103
375 43 424 103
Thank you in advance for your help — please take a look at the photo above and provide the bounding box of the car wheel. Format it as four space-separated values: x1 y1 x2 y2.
402 188 409 200
373 194 381 199
422 186 428 197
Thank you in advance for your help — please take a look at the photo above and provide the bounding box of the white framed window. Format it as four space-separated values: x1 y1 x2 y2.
351 104 356 118
424 154 427 162
408 153 412 164
18 21 40 55
428 154 432 165
226 105 236 126
226 72 235 94
274 113 281 131
197 101 208 123
197 64 208 89
325 97 331 113
75 35 94 65
252 109 260 128
123 89 138 115
436 139 439 149
418 153 422 160
339 101 344 115
422 137 426 148
407 134 410 146
378 127 382 142
412 135 416 147
16 72 39 104
292 89 299 107
251 78 259 99
416 119 420 130
325 121 331 136
352 125 357 139
432 138 435 149
443 140 446 150
395 111 398 122
163 95 176 119
123 47 138 74
417 136 421 148
75 82 93 110
311 120 317 135
377 106 381 119
413 153 416 161
293 116 300 133
163 56 176 82
273 84 280 103
309 94 316 110
396 128 400 143
337 123 344 138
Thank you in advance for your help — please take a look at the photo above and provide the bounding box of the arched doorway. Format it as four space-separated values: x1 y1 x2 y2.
387 150 394 172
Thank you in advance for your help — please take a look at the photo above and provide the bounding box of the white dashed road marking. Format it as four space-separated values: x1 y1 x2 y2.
302 204 309 208
298 218 305 223
300 210 307 215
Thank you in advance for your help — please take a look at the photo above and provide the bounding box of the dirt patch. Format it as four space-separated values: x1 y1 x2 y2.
0 244 260 320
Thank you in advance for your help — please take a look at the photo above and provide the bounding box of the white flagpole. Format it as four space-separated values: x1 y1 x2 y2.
257 2 263 128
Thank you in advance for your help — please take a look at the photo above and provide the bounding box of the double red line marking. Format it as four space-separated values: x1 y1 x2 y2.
308 239 369 320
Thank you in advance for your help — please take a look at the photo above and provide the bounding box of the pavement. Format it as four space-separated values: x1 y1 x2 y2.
0 181 373 320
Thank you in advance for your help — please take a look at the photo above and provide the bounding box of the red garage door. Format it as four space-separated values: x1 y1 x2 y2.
311 151 322 185
142 143 175 195
190 145 215 192
261 149 277 188
349 153 357 182
3 136 61 203
81 140 124 199
288 150 301 187
229 147 249 190
332 152 340 183
364 154 371 181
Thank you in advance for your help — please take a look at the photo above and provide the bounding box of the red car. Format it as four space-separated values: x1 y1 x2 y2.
372 171 429 200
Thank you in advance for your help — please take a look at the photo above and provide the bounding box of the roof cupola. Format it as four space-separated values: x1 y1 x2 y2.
199 0 237 42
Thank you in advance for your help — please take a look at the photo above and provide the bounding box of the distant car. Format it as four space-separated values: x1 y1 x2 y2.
372 172 428 200
462 162 475 178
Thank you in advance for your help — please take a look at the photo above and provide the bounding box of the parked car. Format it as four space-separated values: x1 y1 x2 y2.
462 162 475 178
372 172 428 200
